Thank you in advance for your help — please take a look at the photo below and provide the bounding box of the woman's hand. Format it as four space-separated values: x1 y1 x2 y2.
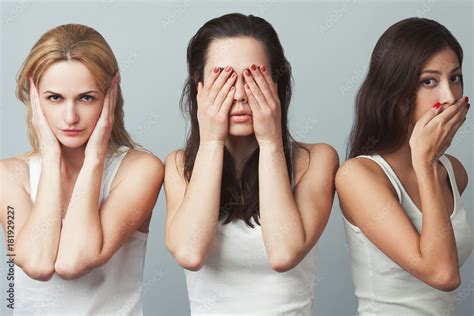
197 66 237 144
29 78 61 159
409 96 469 170
243 64 283 148
85 73 119 162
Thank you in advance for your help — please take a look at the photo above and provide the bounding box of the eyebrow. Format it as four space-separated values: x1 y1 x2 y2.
43 90 100 95
420 66 461 75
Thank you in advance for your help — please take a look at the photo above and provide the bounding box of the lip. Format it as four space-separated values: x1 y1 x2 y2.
230 113 252 123
62 129 83 136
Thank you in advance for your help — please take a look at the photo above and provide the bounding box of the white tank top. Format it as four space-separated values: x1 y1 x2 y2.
185 145 318 315
14 146 149 315
343 154 474 316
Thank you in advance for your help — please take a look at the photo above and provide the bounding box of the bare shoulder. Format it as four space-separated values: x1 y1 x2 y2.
0 155 30 194
293 142 339 185
164 149 187 183
336 156 392 191
445 154 468 194
113 149 164 188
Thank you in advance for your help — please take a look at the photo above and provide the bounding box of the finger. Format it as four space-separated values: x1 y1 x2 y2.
203 66 223 90
435 96 469 123
244 82 261 113
208 66 234 106
259 64 277 95
213 71 237 110
417 102 443 127
244 68 267 109
249 64 276 109
218 86 236 117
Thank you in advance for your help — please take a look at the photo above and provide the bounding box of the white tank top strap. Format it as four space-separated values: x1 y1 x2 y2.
28 155 41 203
100 146 130 204
438 154 461 201
355 154 402 203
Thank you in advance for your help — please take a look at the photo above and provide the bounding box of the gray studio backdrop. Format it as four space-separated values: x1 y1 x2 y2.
1 0 473 315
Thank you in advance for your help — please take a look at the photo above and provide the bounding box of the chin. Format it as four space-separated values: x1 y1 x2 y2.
56 136 88 149
228 123 254 137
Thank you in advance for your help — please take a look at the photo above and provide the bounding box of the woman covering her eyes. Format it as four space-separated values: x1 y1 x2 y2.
336 18 473 315
0 24 163 315
164 13 339 315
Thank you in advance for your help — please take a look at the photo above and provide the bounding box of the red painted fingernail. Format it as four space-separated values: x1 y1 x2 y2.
261 65 267 72
250 64 257 71
214 67 220 73
465 96 469 103
433 102 441 109
231 72 236 78
225 66 232 72
245 69 251 76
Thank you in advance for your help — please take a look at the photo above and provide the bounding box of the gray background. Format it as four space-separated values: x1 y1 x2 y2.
0 0 473 315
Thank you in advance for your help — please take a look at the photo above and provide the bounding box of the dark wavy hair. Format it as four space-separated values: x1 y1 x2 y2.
180 13 307 227
348 17 463 158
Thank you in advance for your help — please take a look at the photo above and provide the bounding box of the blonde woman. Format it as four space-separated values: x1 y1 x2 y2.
0 24 163 314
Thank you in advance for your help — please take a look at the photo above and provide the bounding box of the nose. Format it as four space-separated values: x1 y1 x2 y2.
64 100 79 125
233 75 248 104
439 80 456 106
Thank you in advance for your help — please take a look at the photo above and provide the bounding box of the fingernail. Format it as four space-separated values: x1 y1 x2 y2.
225 66 232 72
231 72 236 78
433 102 441 109
250 64 257 71
213 67 220 73
261 65 267 72
465 96 469 103
245 69 251 76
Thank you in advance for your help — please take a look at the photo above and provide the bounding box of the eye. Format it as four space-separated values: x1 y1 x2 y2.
420 77 437 87
47 94 63 102
450 74 463 84
80 95 96 102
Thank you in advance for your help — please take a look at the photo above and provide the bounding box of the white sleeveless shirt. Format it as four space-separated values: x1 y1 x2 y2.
343 154 474 316
185 146 318 315
14 146 149 315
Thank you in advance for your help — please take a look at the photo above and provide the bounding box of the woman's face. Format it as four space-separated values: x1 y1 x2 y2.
413 47 463 123
38 60 104 149
203 37 270 137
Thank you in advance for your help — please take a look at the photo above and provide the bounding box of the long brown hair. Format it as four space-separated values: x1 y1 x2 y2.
16 24 137 156
180 13 308 227
348 18 463 158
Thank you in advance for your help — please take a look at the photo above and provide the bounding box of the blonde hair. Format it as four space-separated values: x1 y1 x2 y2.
16 24 137 156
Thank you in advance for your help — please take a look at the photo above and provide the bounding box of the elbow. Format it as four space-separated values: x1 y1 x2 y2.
269 252 301 273
429 270 461 292
15 254 55 281
54 257 95 280
172 249 205 271
19 262 55 281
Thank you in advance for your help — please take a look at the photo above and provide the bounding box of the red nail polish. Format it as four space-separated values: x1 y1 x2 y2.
225 66 232 72
214 67 220 73
433 102 441 109
231 72 236 78
465 96 469 103
250 64 257 71
245 69 251 76
261 65 267 72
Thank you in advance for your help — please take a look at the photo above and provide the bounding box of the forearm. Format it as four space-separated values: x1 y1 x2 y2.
15 156 62 276
415 163 459 273
258 143 306 262
168 141 224 260
55 157 104 271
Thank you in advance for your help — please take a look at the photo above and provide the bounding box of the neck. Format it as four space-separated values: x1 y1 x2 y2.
225 135 258 175
59 144 86 178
